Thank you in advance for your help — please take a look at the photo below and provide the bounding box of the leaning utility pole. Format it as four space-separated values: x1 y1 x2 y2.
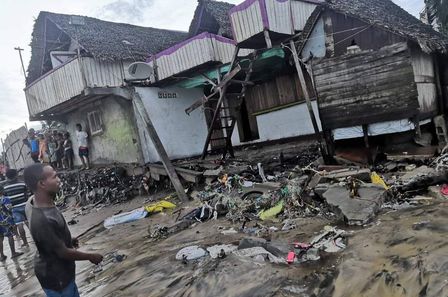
14 46 27 81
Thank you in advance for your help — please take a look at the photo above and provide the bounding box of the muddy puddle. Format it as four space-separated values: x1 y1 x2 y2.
5 199 448 297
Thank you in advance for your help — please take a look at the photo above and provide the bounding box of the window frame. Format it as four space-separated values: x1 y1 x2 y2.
87 110 103 136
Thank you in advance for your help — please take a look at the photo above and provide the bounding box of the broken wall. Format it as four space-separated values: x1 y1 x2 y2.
3 126 34 170
135 87 208 163
65 96 141 166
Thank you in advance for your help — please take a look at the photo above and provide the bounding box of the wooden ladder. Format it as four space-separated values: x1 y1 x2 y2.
201 48 257 160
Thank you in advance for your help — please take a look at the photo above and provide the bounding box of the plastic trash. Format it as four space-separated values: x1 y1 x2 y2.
144 200 176 213
441 184 448 196
104 207 148 229
371 172 389 190
259 200 284 221
287 251 295 264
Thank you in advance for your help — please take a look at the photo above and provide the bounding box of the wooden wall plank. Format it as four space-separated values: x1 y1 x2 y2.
314 42 419 129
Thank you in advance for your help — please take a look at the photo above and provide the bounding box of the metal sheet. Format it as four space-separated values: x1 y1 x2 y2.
266 0 293 35
291 1 317 31
151 33 239 81
230 0 264 44
24 57 124 116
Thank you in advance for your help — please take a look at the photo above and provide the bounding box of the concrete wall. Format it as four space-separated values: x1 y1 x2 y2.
135 87 208 163
65 96 141 165
232 101 322 145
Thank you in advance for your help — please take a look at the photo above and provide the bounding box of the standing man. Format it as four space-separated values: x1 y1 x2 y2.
23 128 40 163
24 164 103 297
75 124 90 170
3 169 29 247
0 185 23 260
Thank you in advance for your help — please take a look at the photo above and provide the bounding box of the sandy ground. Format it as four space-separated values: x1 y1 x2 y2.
2 193 448 297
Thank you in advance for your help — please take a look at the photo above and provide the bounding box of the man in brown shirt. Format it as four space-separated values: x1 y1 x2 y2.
24 164 103 297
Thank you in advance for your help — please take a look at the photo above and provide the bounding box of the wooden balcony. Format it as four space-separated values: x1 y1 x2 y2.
230 0 320 48
25 57 125 119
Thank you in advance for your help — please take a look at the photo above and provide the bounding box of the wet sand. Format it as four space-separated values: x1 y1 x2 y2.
4 197 448 297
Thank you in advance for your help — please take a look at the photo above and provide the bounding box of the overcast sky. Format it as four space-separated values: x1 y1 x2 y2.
0 0 424 142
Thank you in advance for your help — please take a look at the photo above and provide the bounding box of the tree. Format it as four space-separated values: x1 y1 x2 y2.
426 0 448 34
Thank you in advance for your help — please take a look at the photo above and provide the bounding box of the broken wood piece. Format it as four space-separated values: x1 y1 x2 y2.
185 93 217 115
320 168 371 182
229 79 254 86
147 164 203 184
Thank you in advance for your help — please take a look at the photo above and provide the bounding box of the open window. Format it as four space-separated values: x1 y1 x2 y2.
87 110 103 135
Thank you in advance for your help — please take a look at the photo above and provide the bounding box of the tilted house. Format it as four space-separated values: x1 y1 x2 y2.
135 0 327 162
133 0 256 162
24 12 187 165
295 0 448 145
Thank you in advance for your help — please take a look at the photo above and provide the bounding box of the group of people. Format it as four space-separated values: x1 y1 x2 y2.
1 163 103 297
0 169 29 260
24 124 91 170
0 123 99 296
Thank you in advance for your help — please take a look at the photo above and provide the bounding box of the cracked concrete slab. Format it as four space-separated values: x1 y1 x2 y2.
322 184 386 226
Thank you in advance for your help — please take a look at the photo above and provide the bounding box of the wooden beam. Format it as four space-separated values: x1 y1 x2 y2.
201 47 240 159
147 164 203 184
216 64 242 89
185 65 242 116
290 40 322 143
362 124 373 165
229 79 254 86
84 87 131 99
433 54 445 113
185 92 218 115
201 73 217 87
264 30 273 48
132 92 189 202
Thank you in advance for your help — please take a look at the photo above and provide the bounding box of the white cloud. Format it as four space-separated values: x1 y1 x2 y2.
97 0 156 23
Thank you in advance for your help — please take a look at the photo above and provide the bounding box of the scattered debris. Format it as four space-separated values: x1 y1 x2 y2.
144 200 176 213
310 226 347 253
233 247 286 264
322 185 386 225
104 207 148 229
220 227 238 235
206 244 238 259
175 246 206 261
92 251 127 274
59 166 146 207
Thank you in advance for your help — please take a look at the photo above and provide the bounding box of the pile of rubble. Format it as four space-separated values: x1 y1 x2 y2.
175 225 347 265
65 143 448 231
58 166 147 206
177 144 448 229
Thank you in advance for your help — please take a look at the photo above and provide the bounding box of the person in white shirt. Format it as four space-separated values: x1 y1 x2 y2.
75 124 90 170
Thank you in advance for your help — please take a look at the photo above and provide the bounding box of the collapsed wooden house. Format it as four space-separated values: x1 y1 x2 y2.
295 0 448 150
24 11 187 165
